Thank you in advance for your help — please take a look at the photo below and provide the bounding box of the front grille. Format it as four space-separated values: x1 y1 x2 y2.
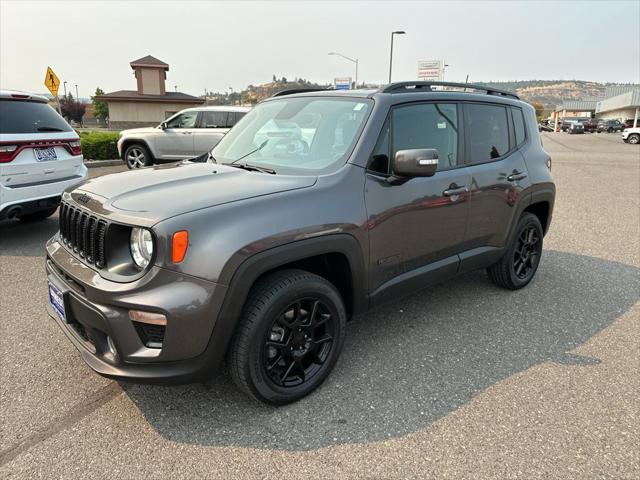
59 201 107 268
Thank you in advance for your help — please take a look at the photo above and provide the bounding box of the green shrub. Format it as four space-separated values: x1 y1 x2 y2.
80 131 120 160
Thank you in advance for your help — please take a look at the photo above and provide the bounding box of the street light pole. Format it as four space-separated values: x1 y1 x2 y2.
63 81 67 99
443 63 450 81
75 84 79 101
328 52 359 87
388 30 406 84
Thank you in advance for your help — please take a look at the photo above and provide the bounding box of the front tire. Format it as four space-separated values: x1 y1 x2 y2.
124 144 152 169
487 213 544 290
228 269 346 405
628 133 640 144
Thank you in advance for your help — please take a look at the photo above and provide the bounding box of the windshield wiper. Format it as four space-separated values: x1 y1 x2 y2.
228 163 276 174
231 139 269 165
37 126 65 132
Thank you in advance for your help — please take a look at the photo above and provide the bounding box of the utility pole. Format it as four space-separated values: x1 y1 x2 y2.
388 30 406 83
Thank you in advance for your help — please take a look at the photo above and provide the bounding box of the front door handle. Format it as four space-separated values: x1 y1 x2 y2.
181 131 192 135
443 186 469 196
507 171 527 181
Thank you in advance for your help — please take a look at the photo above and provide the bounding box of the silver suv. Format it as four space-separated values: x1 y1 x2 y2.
117 106 251 169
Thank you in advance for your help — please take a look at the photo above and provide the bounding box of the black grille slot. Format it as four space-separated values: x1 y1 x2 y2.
59 201 107 269
133 322 165 349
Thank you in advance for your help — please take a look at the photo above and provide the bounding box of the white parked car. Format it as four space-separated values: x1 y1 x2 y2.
117 106 251 169
622 127 640 144
0 90 87 222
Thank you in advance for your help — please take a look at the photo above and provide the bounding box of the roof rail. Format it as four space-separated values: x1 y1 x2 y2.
271 88 331 97
379 81 519 99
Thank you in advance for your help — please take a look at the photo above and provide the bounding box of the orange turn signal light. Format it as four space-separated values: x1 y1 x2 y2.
172 230 189 263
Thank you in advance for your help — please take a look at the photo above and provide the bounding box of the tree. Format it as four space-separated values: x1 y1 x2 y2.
531 101 545 121
91 87 109 121
60 93 86 124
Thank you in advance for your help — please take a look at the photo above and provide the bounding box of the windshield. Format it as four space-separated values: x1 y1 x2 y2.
211 97 373 175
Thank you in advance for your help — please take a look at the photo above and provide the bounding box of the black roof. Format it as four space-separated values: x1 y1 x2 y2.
96 90 204 103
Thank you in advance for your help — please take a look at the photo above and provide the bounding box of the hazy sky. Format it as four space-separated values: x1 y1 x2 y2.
1 0 639 98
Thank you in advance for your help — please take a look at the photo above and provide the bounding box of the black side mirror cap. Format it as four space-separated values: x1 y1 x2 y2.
388 149 439 184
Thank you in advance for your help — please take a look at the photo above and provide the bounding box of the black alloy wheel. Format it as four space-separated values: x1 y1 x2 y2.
263 298 336 388
487 212 544 290
512 224 542 281
228 269 346 405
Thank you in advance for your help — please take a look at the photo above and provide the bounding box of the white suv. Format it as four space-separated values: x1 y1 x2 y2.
0 90 87 222
622 126 640 144
117 106 251 169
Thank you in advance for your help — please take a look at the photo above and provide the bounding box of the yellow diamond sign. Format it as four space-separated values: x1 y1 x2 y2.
44 66 60 97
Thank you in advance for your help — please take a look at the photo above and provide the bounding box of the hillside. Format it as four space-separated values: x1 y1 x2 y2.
474 80 613 109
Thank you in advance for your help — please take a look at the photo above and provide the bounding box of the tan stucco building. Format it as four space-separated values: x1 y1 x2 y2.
97 55 204 129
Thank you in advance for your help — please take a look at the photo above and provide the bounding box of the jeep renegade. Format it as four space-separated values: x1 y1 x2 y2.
45 82 555 405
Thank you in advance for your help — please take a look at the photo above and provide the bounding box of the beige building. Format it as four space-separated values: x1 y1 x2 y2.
97 55 203 129
595 86 639 126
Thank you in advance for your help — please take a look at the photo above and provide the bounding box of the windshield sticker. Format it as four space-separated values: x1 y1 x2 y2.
353 103 366 111
437 122 447 129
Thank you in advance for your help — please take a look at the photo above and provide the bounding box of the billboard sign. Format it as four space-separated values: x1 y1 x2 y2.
417 60 443 82
334 77 352 90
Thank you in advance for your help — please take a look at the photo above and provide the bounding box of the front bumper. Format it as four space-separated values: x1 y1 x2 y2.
45 235 228 383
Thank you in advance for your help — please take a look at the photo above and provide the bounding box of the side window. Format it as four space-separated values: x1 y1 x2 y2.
466 104 509 163
166 111 198 129
201 111 228 128
512 107 526 146
392 103 459 170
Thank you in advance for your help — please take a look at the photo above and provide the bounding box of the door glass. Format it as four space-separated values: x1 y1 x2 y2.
391 103 459 170
466 104 509 162
166 111 198 128
201 111 228 128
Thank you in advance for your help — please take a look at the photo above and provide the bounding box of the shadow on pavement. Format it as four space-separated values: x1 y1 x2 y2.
0 214 59 256
123 250 639 450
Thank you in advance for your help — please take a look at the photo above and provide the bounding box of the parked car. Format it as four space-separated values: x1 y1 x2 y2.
117 106 251 169
597 119 623 133
45 82 555 404
622 127 640 144
0 90 87 221
622 119 638 130
567 121 585 134
582 118 599 133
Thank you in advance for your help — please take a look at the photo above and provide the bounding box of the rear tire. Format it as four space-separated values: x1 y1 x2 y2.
487 213 543 290
17 207 58 222
628 133 640 144
228 269 346 405
124 144 152 169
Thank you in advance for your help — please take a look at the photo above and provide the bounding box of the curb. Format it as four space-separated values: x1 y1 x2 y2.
84 159 123 168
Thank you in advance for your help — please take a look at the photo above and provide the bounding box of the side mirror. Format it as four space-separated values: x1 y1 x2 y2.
389 149 438 184
160 121 167 130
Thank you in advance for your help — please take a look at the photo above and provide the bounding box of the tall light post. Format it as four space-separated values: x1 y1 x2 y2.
75 84 79 101
63 81 68 99
442 63 450 81
328 52 358 88
388 30 405 83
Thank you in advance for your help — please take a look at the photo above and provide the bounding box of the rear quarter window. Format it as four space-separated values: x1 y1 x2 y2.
0 100 73 134
512 107 526 146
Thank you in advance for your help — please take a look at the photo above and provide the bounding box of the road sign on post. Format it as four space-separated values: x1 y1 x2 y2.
417 60 443 81
334 77 352 90
44 66 62 114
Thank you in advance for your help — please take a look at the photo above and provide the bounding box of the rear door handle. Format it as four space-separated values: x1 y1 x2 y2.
443 186 469 196
507 172 527 181
182 131 192 135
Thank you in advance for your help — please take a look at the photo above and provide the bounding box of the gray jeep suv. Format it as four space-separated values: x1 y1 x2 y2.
45 82 555 405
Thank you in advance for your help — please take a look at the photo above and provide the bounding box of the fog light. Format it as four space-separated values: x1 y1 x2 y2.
128 310 167 326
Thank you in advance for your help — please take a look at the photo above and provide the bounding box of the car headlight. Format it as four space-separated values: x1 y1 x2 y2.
130 227 154 269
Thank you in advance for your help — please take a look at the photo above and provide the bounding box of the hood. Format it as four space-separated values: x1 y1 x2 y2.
75 162 316 224
122 126 161 135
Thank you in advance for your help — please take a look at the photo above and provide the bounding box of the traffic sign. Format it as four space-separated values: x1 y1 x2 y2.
334 77 352 90
44 66 60 97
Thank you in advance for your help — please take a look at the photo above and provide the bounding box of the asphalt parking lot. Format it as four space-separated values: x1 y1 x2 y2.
1 133 638 479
